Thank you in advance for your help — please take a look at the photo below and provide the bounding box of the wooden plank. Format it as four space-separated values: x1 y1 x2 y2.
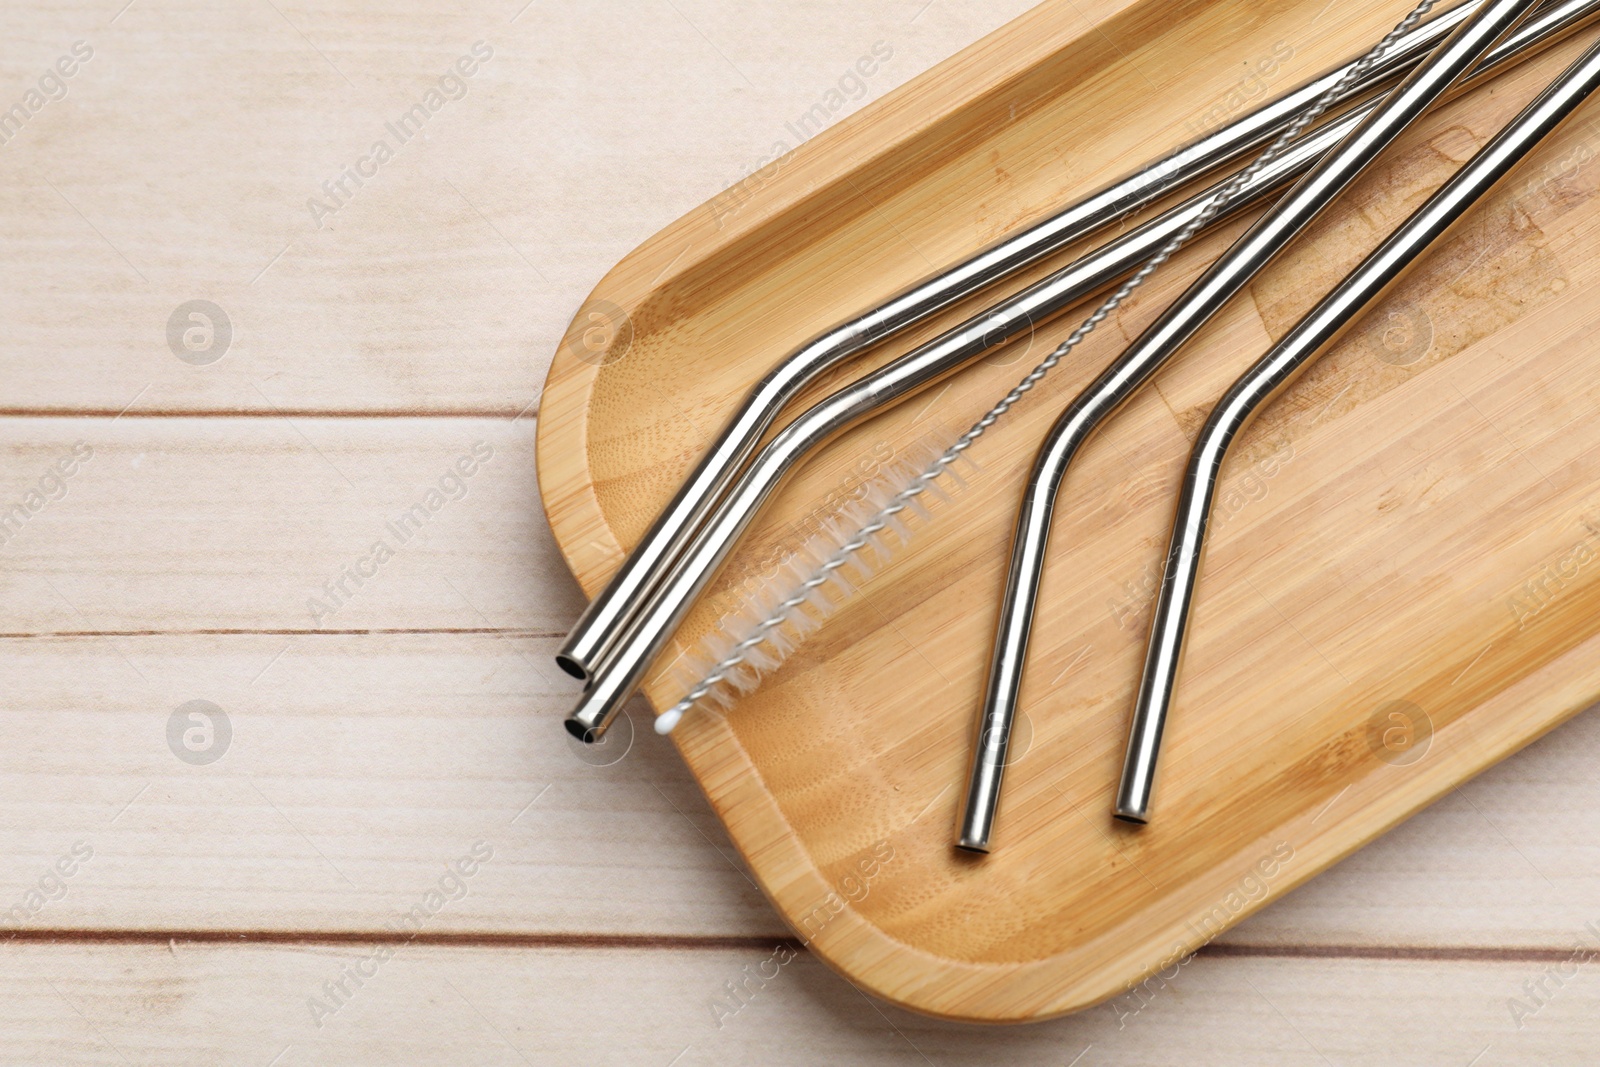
0 627 1596 950
8 941 1599 1064
0 632 779 938
0 417 584 633
0 0 1036 414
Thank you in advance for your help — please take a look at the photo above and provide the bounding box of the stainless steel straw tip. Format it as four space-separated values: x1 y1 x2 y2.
554 652 589 681
563 716 601 744
565 687 623 742
956 738 1009 854
1113 737 1157 824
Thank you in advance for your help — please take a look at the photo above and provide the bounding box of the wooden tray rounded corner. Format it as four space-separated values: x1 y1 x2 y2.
537 0 1600 1021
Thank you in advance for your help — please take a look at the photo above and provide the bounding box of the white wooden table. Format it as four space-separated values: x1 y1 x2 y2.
1 0 1596 1061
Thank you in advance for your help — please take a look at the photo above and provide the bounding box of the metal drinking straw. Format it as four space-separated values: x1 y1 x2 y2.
955 0 1545 851
564 0 1452 744
1115 33 1600 825
568 0 1597 745
660 0 1600 740
555 0 1493 685
561 114 1336 742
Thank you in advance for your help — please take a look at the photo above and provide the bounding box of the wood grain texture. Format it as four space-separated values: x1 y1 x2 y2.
0 418 583 633
7 0 1600 1057
0 0 1035 413
0 623 1596 945
8 943 1600 1065
537 0 1600 1022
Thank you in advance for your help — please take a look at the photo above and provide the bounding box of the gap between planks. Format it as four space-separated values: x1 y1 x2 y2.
0 929 1585 966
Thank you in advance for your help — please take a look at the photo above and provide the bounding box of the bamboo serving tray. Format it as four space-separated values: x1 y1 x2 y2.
536 0 1600 1022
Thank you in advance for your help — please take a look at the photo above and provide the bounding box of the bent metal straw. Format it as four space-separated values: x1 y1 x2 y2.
661 0 1600 743
643 129 1336 737
956 0 1544 852
1116 32 1600 825
556 0 1495 689
567 0 1470 744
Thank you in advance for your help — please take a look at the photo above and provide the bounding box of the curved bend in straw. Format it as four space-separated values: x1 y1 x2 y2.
956 0 1552 851
1115 32 1600 824
561 107 1354 744
554 0 1493 690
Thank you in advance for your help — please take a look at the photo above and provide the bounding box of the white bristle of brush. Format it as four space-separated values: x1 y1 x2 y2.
655 438 975 735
